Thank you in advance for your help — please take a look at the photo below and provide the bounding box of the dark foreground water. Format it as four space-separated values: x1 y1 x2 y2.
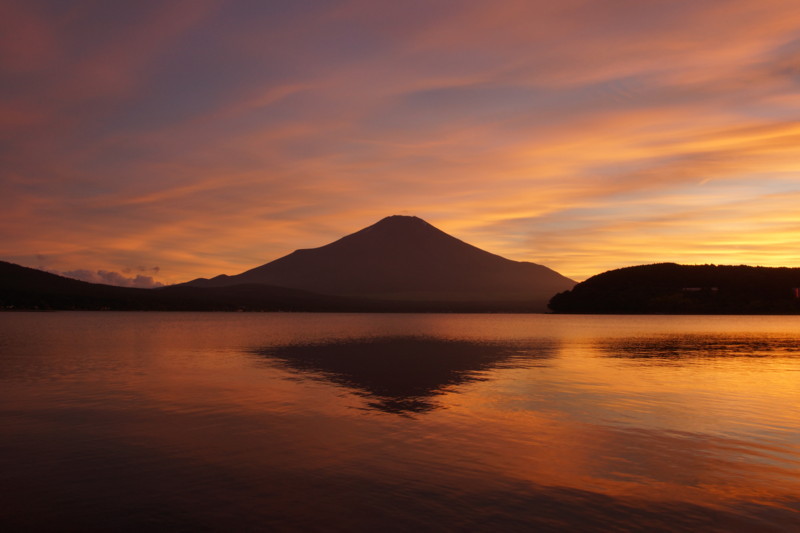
1 312 800 531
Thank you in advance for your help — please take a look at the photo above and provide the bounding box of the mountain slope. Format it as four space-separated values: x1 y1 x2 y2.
185 215 575 307
0 261 368 311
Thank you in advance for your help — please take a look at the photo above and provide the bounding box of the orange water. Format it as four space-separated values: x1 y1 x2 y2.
1 312 799 530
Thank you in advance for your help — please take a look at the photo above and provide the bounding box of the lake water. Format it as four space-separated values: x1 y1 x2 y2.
1 312 800 531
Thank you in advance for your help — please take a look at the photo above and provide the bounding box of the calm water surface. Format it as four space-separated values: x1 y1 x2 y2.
1 312 799 531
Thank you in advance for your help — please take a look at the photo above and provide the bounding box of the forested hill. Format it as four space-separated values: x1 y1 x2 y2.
548 263 800 314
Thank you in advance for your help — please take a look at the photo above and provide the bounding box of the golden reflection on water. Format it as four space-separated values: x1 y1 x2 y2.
1 313 800 530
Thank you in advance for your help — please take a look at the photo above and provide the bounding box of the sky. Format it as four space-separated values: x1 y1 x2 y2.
2 0 800 285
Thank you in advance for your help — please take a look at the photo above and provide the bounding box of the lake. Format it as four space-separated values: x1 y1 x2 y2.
1 312 799 531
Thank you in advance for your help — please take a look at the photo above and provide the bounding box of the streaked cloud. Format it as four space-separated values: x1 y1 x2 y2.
2 0 800 283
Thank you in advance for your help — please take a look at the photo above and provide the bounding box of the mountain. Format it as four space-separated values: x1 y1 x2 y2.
549 263 800 314
1 216 574 312
184 215 576 310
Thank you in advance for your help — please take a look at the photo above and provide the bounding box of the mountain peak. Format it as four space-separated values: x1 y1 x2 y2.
381 214 421 221
373 215 429 227
350 214 452 245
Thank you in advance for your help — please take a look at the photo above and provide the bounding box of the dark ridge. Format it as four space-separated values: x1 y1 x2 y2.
0 260 355 311
0 260 556 312
549 263 800 314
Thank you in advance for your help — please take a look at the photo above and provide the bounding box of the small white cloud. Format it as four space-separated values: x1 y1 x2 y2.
56 269 164 288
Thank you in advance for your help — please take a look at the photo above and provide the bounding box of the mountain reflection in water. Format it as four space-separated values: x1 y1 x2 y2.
254 337 555 414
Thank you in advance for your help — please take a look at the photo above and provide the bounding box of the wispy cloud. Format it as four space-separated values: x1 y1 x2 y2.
2 0 800 281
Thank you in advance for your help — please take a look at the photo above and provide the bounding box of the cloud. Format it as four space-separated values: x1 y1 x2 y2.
0 1 58 73
3 1 800 283
56 269 164 289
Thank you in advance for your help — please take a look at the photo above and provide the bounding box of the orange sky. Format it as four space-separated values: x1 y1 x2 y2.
2 0 800 285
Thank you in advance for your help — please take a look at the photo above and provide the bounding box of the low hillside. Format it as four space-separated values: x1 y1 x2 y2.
0 261 362 311
549 263 800 314
0 261 550 312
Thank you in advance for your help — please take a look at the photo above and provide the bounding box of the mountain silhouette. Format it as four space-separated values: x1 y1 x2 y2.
185 215 575 309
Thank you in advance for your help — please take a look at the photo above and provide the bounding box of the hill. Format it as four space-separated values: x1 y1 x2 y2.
0 261 554 312
185 215 575 310
548 263 800 314
0 261 368 311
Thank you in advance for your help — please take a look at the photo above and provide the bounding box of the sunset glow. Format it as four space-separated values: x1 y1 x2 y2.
3 0 800 283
